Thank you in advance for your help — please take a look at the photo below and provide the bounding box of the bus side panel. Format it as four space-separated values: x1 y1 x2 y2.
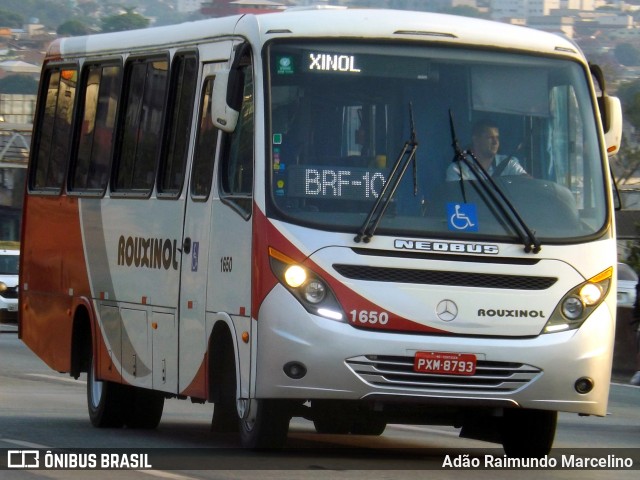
20 195 92 373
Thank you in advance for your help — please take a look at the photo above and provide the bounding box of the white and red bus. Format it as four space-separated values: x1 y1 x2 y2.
20 8 622 455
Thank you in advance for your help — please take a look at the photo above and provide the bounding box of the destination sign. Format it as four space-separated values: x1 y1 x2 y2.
284 166 387 200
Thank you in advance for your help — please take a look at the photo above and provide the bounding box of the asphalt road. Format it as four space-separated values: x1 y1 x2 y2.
1 322 638 479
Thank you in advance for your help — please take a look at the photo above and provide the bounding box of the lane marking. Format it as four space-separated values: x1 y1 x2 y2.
0 438 49 448
388 424 459 437
25 373 85 385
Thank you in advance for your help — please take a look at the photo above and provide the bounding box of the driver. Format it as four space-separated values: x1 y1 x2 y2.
446 120 527 181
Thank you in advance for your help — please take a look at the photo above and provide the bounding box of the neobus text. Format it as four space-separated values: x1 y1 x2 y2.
394 239 499 255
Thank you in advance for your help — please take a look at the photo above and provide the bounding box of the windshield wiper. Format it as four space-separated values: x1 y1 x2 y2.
354 103 419 243
448 110 541 254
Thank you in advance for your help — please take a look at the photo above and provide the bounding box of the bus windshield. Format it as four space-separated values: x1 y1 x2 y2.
267 42 607 242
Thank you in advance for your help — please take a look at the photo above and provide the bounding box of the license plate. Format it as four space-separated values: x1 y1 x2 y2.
414 351 477 376
7 304 18 312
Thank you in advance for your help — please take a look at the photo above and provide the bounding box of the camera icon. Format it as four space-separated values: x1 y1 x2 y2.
7 450 40 468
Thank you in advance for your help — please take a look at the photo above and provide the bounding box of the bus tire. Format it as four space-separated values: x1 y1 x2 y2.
87 355 126 428
311 400 352 434
124 386 164 429
350 417 387 436
210 331 239 433
239 400 291 448
501 408 557 458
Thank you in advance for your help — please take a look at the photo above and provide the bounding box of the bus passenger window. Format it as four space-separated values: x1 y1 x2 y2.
220 63 253 214
31 66 78 191
113 56 169 194
70 63 122 193
191 77 219 199
159 52 198 196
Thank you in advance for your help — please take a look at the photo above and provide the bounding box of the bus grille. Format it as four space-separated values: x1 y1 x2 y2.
346 355 542 393
333 264 556 290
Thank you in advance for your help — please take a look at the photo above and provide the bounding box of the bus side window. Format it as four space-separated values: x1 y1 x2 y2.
158 51 198 197
31 65 78 192
70 62 122 194
219 60 253 216
112 56 169 194
191 76 220 199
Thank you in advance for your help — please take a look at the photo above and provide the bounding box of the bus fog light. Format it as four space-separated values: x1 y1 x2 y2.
561 296 583 320
575 377 594 394
283 361 307 379
304 280 326 304
284 265 306 288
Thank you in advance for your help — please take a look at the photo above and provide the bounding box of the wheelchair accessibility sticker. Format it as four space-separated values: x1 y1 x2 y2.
447 202 478 232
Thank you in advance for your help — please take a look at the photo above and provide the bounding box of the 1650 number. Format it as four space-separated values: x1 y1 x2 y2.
350 310 389 325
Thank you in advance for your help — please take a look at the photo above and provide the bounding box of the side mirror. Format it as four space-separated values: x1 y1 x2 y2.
602 95 622 157
590 63 623 157
211 69 239 133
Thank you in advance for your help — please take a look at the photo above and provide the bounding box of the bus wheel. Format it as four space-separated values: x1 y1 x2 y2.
311 400 351 434
124 386 165 429
501 408 557 458
350 417 387 436
87 355 125 428
239 400 291 448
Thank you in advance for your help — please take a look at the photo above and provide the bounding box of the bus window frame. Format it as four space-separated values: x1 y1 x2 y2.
218 51 254 220
67 57 123 198
28 61 79 196
110 52 170 199
157 49 200 200
190 73 221 202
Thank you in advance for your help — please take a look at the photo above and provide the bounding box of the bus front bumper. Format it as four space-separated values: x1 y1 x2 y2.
255 285 613 416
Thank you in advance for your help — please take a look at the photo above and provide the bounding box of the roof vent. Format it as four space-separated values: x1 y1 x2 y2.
394 30 457 39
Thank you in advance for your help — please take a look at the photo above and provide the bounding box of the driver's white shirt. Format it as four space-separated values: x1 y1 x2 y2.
446 154 526 181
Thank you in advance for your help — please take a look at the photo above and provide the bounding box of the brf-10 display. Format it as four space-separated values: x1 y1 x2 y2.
285 166 387 200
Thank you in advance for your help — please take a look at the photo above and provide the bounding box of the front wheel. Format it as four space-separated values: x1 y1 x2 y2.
502 408 557 458
87 355 126 428
239 400 291 448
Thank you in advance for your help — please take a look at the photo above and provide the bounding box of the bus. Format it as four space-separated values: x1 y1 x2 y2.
19 8 623 456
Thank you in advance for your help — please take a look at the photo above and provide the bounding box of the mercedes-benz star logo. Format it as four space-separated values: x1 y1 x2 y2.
436 300 458 322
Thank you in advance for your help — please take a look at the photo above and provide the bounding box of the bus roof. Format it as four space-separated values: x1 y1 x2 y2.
48 8 582 61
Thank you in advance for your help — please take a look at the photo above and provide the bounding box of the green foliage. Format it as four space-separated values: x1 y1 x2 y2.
0 0 74 29
626 238 640 274
101 11 150 33
57 19 91 37
0 8 24 28
617 79 640 132
0 75 38 94
614 43 640 66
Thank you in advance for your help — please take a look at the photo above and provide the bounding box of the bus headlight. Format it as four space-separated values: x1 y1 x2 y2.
269 247 344 322
580 283 603 306
561 296 583 320
284 265 306 288
304 280 326 304
543 267 612 333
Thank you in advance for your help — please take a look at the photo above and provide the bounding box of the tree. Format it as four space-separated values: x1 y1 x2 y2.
57 19 92 37
614 43 640 67
1 0 74 30
101 8 150 33
0 8 24 28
